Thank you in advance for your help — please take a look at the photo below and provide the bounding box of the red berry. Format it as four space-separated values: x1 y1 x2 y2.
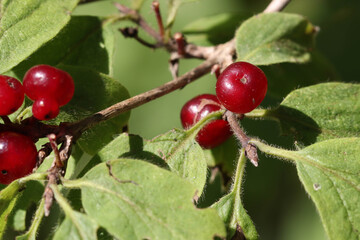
0 75 24 116
216 62 267 114
180 94 232 149
0 132 37 185
23 65 74 106
32 98 60 120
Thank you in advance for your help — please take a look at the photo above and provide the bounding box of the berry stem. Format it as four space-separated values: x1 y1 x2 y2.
152 1 165 41
48 134 63 168
225 111 259 166
174 32 186 56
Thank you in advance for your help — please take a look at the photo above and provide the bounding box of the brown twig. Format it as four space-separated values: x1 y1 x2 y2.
225 111 258 167
119 27 158 49
68 39 235 135
264 0 291 13
152 1 165 41
114 2 162 43
43 134 74 216
174 32 186 56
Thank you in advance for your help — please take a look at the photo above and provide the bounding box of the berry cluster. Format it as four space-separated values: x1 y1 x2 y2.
0 65 74 184
23 65 75 121
181 62 267 148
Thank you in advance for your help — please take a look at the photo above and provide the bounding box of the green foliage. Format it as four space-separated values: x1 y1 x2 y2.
7 15 115 78
52 185 98 240
183 13 250 46
0 181 22 238
64 159 226 239
267 82 360 145
0 1 358 240
212 149 258 239
54 65 130 155
0 0 80 73
144 129 208 194
253 138 360 240
235 13 316 65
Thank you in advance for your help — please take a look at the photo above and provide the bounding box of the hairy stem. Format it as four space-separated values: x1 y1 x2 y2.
225 111 259 167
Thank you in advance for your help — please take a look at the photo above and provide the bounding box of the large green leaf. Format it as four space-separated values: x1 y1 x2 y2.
265 82 360 145
53 65 130 155
8 16 115 78
87 129 208 195
144 129 208 195
16 198 45 240
0 0 79 73
182 13 250 46
75 133 168 180
212 149 258 240
64 159 226 239
0 181 22 238
235 12 316 65
261 51 338 99
52 185 98 240
131 0 145 10
253 138 360 240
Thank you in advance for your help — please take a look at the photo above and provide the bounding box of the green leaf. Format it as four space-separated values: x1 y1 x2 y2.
75 133 168 180
204 136 238 176
8 16 115 78
166 0 198 28
53 65 130 155
52 185 98 240
261 51 338 99
182 13 250 46
266 82 360 145
64 159 226 239
95 133 168 167
144 129 207 195
0 0 80 73
0 181 22 238
0 175 46 239
212 149 258 240
253 138 360 240
131 0 145 10
235 12 316 65
16 199 45 240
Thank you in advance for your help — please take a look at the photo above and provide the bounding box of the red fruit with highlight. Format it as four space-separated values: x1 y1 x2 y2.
0 132 37 185
216 62 267 114
0 75 24 116
32 97 60 120
23 64 74 106
180 94 232 149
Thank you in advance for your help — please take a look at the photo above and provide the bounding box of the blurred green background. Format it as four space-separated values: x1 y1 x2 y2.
73 0 359 239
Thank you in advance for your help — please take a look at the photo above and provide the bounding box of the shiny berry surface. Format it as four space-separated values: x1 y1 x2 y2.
180 94 232 149
23 64 74 106
216 62 267 114
0 75 24 116
0 132 37 185
32 97 60 120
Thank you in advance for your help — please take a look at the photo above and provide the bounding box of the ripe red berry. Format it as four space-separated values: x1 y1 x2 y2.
0 132 37 185
23 65 74 106
180 94 232 149
0 75 24 116
32 97 60 120
216 62 267 114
